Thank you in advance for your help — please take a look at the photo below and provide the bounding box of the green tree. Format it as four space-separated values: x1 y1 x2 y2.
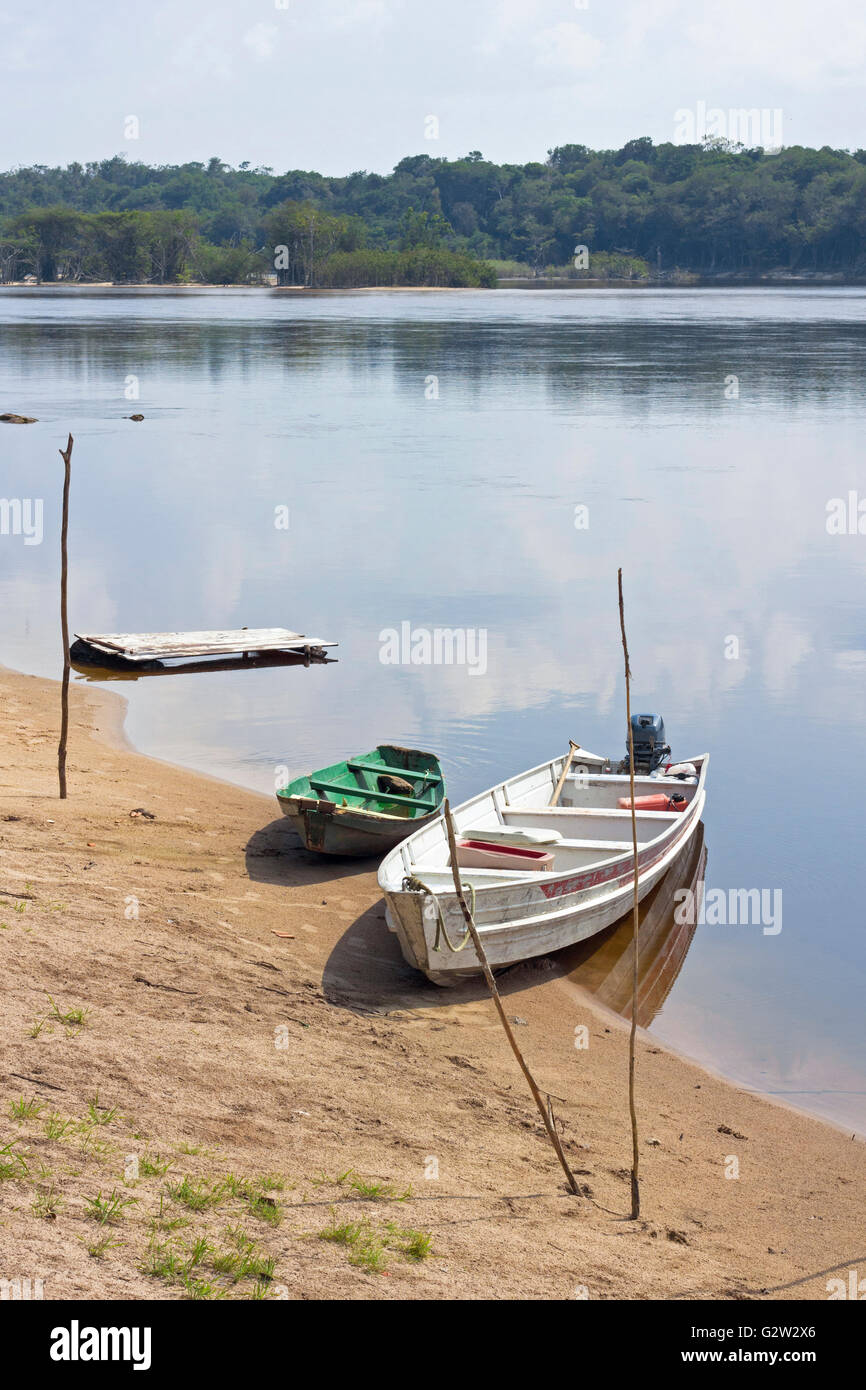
9 206 83 281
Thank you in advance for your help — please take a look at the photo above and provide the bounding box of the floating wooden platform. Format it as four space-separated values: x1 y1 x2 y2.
72 628 337 663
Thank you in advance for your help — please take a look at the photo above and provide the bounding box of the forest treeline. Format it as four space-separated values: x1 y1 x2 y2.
3 138 866 285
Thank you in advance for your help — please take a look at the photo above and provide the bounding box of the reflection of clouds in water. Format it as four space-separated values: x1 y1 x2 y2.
1 301 864 751
835 649 866 673
761 617 813 698
654 990 866 1135
1 564 119 675
73 559 121 634
201 526 248 619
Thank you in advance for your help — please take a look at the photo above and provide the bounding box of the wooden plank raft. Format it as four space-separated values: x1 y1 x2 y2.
73 628 337 662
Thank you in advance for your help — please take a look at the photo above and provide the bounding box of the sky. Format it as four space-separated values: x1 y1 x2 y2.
1 0 865 173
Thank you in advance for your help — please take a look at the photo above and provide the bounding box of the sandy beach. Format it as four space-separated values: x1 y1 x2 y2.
0 665 862 1301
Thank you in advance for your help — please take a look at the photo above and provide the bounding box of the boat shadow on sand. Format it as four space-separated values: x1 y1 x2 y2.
245 817 378 889
321 823 707 1020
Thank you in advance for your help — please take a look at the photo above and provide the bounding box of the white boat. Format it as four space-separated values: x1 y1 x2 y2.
378 748 708 986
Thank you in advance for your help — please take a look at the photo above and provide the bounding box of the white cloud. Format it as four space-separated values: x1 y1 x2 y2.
242 23 279 62
325 0 391 31
171 23 234 80
0 19 46 72
683 1 866 85
533 21 603 73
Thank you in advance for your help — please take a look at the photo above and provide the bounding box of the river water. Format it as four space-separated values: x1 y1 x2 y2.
1 285 864 1132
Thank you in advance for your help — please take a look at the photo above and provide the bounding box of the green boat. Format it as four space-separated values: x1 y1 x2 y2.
275 744 445 857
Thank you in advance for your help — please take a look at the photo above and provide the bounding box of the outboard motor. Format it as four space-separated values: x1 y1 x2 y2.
626 713 671 775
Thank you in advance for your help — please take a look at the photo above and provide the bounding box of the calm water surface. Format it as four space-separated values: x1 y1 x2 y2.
1 286 865 1132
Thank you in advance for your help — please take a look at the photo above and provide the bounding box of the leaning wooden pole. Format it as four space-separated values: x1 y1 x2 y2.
57 434 73 799
549 739 580 807
617 568 641 1219
443 800 581 1196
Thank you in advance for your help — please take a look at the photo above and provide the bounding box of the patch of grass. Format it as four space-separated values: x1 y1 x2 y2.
256 1173 286 1193
9 1095 45 1122
318 1209 434 1273
45 993 91 1033
186 1235 213 1268
143 1232 219 1290
319 1212 387 1272
211 1245 273 1284
143 1239 185 1281
150 1214 189 1235
180 1273 225 1300
144 1227 276 1300
148 1194 189 1234
32 1185 62 1219
78 1130 114 1164
319 1216 365 1247
211 1249 241 1277
84 1094 118 1127
223 1223 254 1250
246 1192 282 1226
85 1233 124 1259
384 1221 434 1262
139 1150 172 1178
349 1173 411 1201
311 1168 354 1188
85 1187 138 1225
219 1173 249 1200
218 1173 283 1225
0 1140 30 1181
28 1016 52 1038
175 1141 218 1158
349 1239 387 1272
165 1176 225 1212
44 1112 75 1141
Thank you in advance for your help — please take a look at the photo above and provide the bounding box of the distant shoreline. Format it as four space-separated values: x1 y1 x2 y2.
1 276 863 292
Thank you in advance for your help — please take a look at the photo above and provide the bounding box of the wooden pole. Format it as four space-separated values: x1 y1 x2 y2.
443 799 581 1196
550 739 580 807
57 434 73 799
617 568 641 1220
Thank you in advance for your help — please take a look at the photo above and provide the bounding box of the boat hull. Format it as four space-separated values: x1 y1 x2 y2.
281 800 442 857
378 749 708 985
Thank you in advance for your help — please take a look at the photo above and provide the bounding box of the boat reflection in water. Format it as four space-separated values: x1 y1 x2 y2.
556 823 706 1028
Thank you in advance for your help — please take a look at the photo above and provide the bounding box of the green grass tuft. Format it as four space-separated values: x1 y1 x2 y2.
85 1187 138 1225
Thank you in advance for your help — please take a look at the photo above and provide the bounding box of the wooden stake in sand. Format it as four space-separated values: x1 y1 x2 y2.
57 433 73 799
443 799 581 1197
617 568 641 1220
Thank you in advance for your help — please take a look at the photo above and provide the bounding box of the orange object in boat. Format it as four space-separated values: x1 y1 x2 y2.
617 793 688 813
